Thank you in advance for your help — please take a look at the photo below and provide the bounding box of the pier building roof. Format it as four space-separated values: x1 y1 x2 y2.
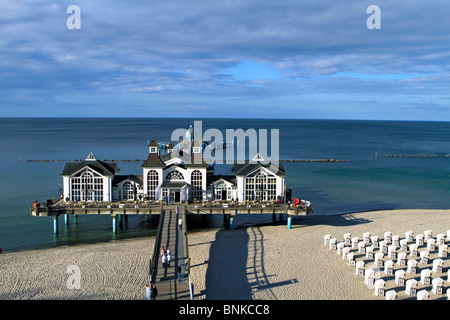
61 159 119 177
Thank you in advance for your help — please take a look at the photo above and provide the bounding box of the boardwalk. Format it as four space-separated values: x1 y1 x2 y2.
149 206 192 300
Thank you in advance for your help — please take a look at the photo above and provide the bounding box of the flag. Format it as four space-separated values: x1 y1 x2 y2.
155 185 160 201
181 184 187 201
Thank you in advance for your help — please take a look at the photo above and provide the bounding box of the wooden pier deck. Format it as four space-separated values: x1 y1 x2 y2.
148 206 192 300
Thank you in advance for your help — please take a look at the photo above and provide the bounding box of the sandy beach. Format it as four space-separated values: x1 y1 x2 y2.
1 209 449 300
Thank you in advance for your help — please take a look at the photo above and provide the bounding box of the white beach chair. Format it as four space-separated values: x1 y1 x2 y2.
416 234 424 246
343 233 351 245
379 240 388 254
384 260 394 276
366 246 375 259
436 233 445 245
384 231 392 243
356 261 365 276
358 241 366 254
439 244 448 258
407 259 418 275
424 230 433 240
363 232 371 244
375 252 384 267
397 252 407 267
329 238 337 250
399 239 408 251
388 245 397 259
420 269 432 285
409 244 418 258
405 231 414 243
371 236 379 248
432 258 444 273
347 252 356 267
365 268 375 288
342 247 351 260
406 279 417 297
417 290 429 300
337 242 345 255
351 237 359 249
395 269 406 286
374 279 386 297
447 230 450 241
432 277 444 295
447 288 450 300
324 234 331 246
420 250 429 264
427 238 436 251
392 235 400 247
385 290 397 300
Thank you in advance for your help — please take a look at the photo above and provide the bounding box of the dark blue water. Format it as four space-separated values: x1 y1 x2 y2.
1 118 450 253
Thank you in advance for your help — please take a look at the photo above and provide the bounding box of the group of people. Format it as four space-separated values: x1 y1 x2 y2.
160 247 172 267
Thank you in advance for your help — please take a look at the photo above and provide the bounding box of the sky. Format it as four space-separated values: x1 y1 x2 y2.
0 0 449 120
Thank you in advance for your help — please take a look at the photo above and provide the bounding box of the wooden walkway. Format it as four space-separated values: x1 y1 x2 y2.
149 206 192 300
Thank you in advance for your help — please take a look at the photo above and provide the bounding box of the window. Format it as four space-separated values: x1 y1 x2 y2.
191 170 202 201
166 170 184 181
147 170 159 200
71 169 103 201
244 170 277 201
122 182 135 200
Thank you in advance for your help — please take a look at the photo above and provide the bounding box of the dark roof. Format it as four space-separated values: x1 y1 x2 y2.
149 138 157 147
112 174 143 186
207 175 237 186
160 150 184 163
61 160 119 176
185 153 209 168
141 152 165 168
160 181 189 188
232 161 287 177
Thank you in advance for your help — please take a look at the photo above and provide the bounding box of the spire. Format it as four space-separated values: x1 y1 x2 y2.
85 152 96 161
149 138 158 154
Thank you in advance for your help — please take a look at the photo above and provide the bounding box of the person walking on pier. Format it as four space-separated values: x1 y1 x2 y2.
167 251 172 267
162 253 167 268
150 284 158 300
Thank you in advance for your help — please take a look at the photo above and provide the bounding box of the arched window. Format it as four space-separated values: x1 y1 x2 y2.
122 181 134 200
244 170 276 201
191 170 202 201
71 169 103 201
147 170 159 200
166 170 184 181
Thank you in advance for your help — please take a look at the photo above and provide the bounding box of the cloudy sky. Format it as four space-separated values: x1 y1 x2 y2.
1 0 449 120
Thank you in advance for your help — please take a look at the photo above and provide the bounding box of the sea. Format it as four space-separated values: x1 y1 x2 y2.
1 118 450 253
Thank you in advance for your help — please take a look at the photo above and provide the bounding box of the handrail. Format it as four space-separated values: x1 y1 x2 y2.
149 206 165 284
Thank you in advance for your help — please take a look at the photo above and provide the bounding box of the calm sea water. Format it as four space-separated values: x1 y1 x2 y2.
1 118 450 253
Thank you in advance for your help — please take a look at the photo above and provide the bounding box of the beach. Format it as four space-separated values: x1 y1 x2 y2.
1 209 449 300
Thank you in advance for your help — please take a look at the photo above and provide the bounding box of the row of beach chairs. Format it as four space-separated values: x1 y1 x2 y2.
324 229 450 300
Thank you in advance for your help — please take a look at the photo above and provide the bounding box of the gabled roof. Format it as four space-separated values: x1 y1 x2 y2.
141 152 165 168
112 174 143 186
232 161 287 177
207 174 237 186
61 160 119 176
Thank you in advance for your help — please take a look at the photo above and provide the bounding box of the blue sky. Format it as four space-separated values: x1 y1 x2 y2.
0 0 449 120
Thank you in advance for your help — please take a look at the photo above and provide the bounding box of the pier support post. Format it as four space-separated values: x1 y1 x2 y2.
74 214 77 221
53 216 58 234
65 214 69 225
112 215 117 233
287 216 292 230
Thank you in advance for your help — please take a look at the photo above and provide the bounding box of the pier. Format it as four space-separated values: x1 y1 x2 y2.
31 200 312 300
147 205 192 300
